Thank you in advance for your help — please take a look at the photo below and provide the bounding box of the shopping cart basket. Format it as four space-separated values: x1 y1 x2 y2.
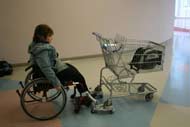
91 32 165 113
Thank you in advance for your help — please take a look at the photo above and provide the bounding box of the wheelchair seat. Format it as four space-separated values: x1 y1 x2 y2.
25 64 55 91
26 64 45 78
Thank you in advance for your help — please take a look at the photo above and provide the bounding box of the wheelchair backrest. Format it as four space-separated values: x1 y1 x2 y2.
25 64 45 79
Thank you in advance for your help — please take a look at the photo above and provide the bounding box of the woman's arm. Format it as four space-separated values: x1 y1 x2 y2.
35 50 61 87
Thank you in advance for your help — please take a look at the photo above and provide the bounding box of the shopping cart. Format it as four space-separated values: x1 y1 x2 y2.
91 32 165 113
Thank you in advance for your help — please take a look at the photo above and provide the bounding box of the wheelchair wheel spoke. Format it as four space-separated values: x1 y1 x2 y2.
24 99 41 103
20 78 67 120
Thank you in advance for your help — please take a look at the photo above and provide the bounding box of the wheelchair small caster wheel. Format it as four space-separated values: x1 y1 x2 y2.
74 107 80 114
73 97 81 113
109 110 114 114
74 104 80 114
70 94 76 99
91 108 96 113
145 93 154 102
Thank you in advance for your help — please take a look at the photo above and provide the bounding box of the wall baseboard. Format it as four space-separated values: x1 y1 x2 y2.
60 54 102 61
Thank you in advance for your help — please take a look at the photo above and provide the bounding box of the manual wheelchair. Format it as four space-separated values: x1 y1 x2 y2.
16 65 67 120
16 64 103 120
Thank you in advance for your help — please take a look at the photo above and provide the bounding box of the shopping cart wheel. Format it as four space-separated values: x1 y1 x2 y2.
138 86 145 93
145 93 154 102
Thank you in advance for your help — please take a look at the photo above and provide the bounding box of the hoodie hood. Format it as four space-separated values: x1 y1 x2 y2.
28 42 52 56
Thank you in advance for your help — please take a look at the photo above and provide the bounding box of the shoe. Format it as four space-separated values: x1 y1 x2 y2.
83 96 92 107
70 93 76 99
73 96 92 113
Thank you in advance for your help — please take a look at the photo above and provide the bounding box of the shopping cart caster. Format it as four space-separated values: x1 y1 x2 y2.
145 93 154 102
138 86 145 93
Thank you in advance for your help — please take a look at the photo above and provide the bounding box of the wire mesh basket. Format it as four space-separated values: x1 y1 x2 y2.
99 34 165 76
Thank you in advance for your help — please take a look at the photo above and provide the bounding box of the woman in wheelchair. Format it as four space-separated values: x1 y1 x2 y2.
28 24 95 113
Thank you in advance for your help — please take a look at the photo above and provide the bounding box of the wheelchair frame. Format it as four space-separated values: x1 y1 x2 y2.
16 64 100 120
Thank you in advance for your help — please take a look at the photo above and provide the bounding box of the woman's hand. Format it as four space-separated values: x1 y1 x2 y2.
55 85 62 91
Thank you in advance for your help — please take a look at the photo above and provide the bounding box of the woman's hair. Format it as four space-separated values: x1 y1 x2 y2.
33 24 54 42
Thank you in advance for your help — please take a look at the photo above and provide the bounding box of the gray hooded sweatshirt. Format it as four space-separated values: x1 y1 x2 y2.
28 41 68 87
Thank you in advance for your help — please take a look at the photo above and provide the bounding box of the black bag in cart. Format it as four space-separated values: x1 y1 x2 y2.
130 47 162 72
0 61 13 77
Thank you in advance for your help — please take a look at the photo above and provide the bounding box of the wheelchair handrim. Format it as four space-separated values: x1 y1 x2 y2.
20 79 67 120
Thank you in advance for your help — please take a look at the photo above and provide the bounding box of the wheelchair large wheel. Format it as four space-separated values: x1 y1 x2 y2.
24 70 33 84
25 72 61 101
20 78 67 120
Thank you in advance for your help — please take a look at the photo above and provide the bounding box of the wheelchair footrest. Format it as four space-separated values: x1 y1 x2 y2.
91 99 114 114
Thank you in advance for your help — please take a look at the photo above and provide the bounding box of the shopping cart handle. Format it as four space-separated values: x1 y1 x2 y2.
92 32 102 38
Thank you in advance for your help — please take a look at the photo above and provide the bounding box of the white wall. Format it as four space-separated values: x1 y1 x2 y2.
0 0 175 64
